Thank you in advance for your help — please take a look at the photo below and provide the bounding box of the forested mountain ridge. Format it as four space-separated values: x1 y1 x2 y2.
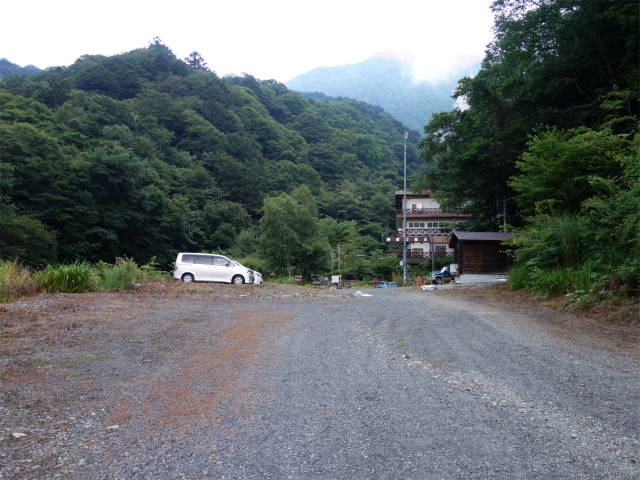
0 41 421 270
0 58 41 78
286 54 479 132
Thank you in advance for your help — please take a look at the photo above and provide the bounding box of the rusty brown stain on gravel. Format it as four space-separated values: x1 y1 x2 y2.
110 309 295 431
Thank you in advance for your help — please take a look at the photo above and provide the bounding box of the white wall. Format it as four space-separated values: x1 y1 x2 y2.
405 197 440 209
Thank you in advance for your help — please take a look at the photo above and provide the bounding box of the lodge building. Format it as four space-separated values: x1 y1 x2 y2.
385 191 471 265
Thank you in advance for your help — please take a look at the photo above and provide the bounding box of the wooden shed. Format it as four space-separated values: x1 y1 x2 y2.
448 232 514 275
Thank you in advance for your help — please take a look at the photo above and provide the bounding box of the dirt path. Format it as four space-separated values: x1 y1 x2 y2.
1 283 638 479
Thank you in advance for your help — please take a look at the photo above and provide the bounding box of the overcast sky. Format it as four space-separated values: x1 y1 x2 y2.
2 0 496 84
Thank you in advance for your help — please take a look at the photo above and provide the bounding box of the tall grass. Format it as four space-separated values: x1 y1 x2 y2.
509 263 605 301
37 261 95 293
0 260 37 302
508 264 570 297
266 276 297 285
532 267 570 297
0 257 169 302
549 215 585 268
568 264 598 294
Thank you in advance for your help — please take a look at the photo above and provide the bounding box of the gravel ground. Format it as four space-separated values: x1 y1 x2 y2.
1 283 638 479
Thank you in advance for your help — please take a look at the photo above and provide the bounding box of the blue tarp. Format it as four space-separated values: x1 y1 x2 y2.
378 284 398 288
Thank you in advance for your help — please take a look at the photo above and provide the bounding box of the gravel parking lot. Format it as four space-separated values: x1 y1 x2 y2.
1 283 638 479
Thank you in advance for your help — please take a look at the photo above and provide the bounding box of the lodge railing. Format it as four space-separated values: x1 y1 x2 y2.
394 251 451 259
395 228 452 236
396 208 448 215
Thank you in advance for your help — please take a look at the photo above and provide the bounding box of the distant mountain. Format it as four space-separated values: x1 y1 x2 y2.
286 55 478 132
0 58 41 78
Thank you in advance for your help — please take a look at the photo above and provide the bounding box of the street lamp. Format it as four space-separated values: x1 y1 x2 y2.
403 132 408 285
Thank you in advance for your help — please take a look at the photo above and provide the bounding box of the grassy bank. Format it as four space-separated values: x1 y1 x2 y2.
0 258 168 302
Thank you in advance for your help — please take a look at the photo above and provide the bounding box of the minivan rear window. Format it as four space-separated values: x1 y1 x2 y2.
194 255 214 265
181 254 195 263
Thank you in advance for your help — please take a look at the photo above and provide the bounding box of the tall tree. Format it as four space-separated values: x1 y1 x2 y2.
185 52 208 71
0 163 56 266
509 127 630 215
258 187 329 277
35 67 70 111
417 0 639 227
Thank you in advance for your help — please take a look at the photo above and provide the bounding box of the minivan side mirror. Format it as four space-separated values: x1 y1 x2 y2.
225 261 230 267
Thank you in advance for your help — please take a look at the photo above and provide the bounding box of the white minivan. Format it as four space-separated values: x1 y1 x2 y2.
173 253 254 284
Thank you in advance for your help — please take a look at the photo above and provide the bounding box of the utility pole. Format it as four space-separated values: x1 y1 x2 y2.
430 233 436 273
503 196 507 231
497 196 508 231
403 132 408 285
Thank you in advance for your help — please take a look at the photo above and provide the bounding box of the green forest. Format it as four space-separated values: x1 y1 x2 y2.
0 39 422 279
417 0 638 299
0 0 638 302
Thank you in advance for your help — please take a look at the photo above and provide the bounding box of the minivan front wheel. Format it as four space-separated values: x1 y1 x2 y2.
232 275 245 285
181 273 195 283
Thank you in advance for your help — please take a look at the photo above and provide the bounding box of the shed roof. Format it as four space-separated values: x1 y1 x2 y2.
448 231 514 247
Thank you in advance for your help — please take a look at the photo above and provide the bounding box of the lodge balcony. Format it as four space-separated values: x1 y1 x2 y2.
393 228 452 237
396 208 448 216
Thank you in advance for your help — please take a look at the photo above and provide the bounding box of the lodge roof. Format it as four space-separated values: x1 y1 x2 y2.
394 190 432 196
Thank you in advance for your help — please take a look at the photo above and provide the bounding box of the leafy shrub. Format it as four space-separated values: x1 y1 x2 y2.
342 263 374 281
407 263 433 278
234 256 266 274
508 264 532 291
601 258 640 298
140 257 168 282
371 255 399 281
506 214 587 270
435 255 455 271
618 260 640 297
94 257 141 291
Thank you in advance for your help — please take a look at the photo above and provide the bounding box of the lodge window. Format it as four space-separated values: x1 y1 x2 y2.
407 222 448 228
